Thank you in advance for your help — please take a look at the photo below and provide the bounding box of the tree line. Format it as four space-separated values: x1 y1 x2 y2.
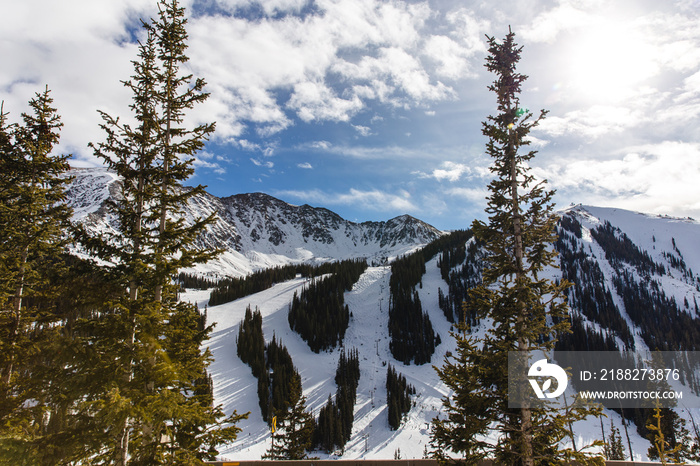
555 215 700 461
436 231 482 327
555 214 635 350
288 259 367 353
178 272 219 290
209 264 302 306
591 220 666 276
613 270 700 352
0 1 246 464
236 305 319 461
386 363 415 430
209 259 367 307
236 306 300 423
388 250 439 365
387 229 486 364
314 348 360 453
589 220 700 353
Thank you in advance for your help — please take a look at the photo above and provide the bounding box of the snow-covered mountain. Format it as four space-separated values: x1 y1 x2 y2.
65 168 700 461
65 167 443 276
181 204 700 462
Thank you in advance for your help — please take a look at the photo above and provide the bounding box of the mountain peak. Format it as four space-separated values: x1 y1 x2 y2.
65 168 443 276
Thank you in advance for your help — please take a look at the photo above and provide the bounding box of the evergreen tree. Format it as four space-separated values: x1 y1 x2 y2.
646 404 682 464
288 259 366 352
431 29 602 465
148 0 219 303
386 364 415 430
314 394 340 453
312 348 360 453
76 1 245 463
0 88 78 463
431 330 492 463
263 373 315 460
645 404 697 464
604 419 626 461
388 252 438 365
0 87 71 388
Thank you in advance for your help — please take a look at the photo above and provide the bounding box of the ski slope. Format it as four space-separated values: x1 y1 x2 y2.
182 266 649 461
179 205 700 462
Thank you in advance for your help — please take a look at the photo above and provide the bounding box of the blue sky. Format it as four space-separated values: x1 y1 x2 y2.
2 0 700 230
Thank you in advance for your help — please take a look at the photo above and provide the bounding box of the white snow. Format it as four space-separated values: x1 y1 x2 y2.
184 247 688 461
66 169 700 462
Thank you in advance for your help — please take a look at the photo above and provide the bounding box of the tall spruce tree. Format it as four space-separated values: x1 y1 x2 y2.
431 29 602 465
604 420 625 461
263 373 315 460
0 89 78 462
0 87 71 388
78 1 245 463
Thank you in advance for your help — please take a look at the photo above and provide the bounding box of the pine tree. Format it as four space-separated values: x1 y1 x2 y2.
76 1 245 463
646 404 682 464
263 373 315 460
0 87 71 387
605 419 626 461
431 332 491 463
645 404 697 464
431 29 602 465
148 0 218 303
386 364 415 430
0 88 77 462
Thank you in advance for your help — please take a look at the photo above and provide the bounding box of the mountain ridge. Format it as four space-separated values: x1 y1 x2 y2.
189 202 700 461
66 167 700 460
188 205 700 461
65 167 443 277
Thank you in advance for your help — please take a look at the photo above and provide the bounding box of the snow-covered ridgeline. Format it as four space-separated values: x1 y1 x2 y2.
64 167 443 278
181 204 700 461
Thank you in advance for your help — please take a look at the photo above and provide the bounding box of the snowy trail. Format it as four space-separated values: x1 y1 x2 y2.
185 260 655 460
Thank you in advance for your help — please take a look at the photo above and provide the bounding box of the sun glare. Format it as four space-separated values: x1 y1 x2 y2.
566 22 657 103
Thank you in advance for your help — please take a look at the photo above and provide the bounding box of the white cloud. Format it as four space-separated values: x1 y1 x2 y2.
274 188 417 213
188 0 464 137
287 81 363 122
537 105 643 139
334 46 455 106
237 139 262 151
683 71 700 95
309 140 332 150
4 0 700 230
535 141 700 218
297 162 313 169
198 150 216 160
210 0 310 16
193 156 226 175
424 35 474 80
251 158 274 169
0 1 157 164
353 125 372 136
314 144 425 160
445 186 490 203
521 2 595 43
423 11 488 82
415 161 490 183
1 0 467 158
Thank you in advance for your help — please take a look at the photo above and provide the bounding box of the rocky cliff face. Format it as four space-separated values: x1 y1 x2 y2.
65 167 443 276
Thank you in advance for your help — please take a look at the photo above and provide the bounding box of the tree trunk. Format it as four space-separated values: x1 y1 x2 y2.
621 407 634 461
154 55 173 304
3 244 28 386
509 122 533 466
114 315 136 466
